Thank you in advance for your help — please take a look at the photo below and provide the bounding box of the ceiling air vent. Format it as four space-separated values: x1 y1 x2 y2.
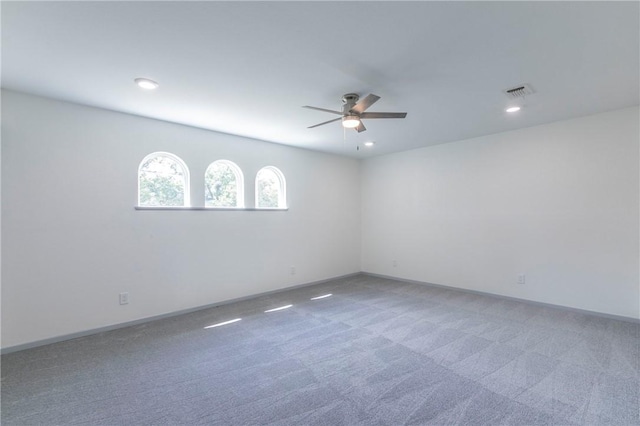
503 84 535 99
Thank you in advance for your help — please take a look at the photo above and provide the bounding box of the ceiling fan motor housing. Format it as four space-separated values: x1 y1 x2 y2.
342 93 359 114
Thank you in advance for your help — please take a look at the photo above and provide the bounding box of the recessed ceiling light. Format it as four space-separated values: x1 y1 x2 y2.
135 78 159 90
364 141 375 147
506 106 521 113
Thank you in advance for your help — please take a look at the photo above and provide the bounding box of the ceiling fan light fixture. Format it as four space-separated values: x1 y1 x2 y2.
342 115 360 128
135 78 159 90
305 93 406 133
363 141 375 147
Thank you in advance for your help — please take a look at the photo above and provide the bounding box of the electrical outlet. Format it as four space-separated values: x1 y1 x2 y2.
392 260 398 267
119 292 129 305
517 274 526 285
290 266 296 275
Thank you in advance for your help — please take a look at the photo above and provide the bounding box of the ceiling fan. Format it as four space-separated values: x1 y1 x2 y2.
303 93 407 133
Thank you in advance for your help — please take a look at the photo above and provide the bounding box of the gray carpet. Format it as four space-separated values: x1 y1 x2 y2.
2 274 639 425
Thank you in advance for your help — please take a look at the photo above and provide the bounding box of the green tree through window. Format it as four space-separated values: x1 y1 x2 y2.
138 154 188 207
205 161 243 207
256 167 286 208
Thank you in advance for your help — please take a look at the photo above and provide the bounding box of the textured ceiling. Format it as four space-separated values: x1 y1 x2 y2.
2 1 638 158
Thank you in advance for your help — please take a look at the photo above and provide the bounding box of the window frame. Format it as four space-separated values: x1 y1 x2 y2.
204 159 245 208
255 166 287 209
137 151 190 207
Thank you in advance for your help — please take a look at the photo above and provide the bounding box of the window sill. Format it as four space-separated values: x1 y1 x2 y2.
135 206 288 211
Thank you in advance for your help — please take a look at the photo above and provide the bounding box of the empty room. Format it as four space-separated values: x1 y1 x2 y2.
1 1 638 425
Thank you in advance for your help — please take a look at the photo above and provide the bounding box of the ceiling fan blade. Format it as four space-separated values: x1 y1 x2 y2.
359 112 407 119
355 121 367 133
350 94 380 114
302 105 343 115
308 117 342 128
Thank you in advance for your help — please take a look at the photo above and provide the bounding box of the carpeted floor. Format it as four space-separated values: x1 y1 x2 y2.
2 274 639 425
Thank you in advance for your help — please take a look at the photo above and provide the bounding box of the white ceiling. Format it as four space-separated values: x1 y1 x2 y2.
2 1 638 158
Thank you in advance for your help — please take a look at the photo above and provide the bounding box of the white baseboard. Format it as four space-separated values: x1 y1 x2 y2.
1 272 360 354
363 272 640 324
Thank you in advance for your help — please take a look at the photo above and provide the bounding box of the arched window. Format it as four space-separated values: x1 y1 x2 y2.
205 160 244 208
138 152 190 207
255 166 286 209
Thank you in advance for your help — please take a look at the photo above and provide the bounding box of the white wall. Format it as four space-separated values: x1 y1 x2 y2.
3 90 638 351
1 90 361 349
362 107 640 319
